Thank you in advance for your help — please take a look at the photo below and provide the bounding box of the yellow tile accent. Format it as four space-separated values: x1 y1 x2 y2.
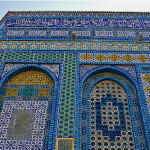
143 46 149 51
145 85 150 93
102 44 108 50
56 138 74 150
81 44 88 49
41 45 47 49
123 54 134 62
39 89 50 97
80 54 92 61
50 44 57 49
122 44 129 50
20 45 27 49
112 44 118 50
72 43 77 49
10 45 17 49
147 99 150 104
142 74 150 82
6 88 18 96
137 54 148 63
95 54 106 62
1 45 7 49
92 44 97 49
7 71 54 85
31 45 37 49
109 54 120 62
132 45 138 50
61 44 67 49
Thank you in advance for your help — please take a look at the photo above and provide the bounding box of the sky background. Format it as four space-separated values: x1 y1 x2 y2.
0 0 150 20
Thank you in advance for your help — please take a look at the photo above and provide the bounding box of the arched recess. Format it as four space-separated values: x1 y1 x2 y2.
79 68 148 150
0 65 58 150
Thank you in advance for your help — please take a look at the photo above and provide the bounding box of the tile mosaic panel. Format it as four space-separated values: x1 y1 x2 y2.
6 109 36 140
6 88 18 96
80 53 150 63
1 28 150 41
140 66 150 72
0 18 149 148
57 53 76 138
1 63 60 78
6 30 25 36
41 64 59 78
2 64 24 77
0 70 55 149
3 18 150 29
6 70 54 85
81 72 147 149
6 11 150 18
0 10 150 150
79 64 137 82
0 53 76 139
141 73 150 113
56 138 74 150
0 101 48 149
82 80 135 149
0 41 150 51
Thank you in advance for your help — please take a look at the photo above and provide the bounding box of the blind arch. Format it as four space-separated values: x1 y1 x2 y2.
0 70 55 149
81 72 147 150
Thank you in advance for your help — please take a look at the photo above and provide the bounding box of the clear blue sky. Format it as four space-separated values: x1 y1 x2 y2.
0 1 150 20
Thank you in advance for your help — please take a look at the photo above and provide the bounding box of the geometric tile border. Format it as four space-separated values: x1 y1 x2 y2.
140 73 150 113
56 138 74 150
0 41 150 51
5 11 150 18
1 28 150 42
80 53 150 63
3 17 150 29
0 101 48 149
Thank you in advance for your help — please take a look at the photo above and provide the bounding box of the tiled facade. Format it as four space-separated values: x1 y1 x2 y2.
0 11 150 150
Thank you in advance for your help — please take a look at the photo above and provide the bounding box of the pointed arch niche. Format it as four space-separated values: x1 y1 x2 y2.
0 66 58 149
79 68 148 150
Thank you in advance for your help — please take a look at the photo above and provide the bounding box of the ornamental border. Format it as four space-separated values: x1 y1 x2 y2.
0 41 150 51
